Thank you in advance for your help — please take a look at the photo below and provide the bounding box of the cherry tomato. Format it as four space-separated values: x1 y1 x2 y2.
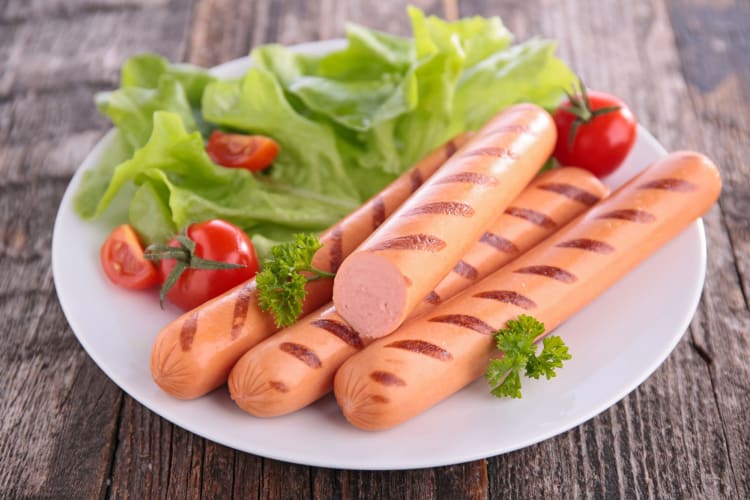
206 131 280 172
100 224 159 289
553 90 637 178
158 220 259 310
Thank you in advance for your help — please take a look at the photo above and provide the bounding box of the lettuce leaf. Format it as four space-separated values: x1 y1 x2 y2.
90 112 352 252
75 7 576 255
95 54 215 151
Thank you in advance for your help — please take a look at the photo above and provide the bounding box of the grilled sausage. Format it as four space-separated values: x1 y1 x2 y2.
333 104 556 338
149 133 470 399
412 166 608 316
334 151 721 430
228 167 607 417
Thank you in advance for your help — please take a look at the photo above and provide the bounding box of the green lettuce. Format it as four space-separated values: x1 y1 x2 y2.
94 54 215 151
89 112 352 246
74 7 576 257
203 6 574 200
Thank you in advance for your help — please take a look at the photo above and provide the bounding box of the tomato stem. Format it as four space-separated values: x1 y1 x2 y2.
144 229 247 309
563 76 621 149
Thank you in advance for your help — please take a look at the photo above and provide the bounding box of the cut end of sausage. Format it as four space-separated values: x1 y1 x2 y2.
332 252 409 338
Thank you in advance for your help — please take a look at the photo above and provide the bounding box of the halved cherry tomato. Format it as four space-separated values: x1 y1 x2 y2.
553 88 637 178
156 220 259 310
100 224 159 289
206 131 280 172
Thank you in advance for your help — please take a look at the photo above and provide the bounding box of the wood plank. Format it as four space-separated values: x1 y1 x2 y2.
0 0 167 25
110 397 199 498
0 179 123 498
666 3 750 496
0 0 198 498
0 0 195 100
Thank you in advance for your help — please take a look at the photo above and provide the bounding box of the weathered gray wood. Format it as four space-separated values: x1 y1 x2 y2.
0 0 748 498
665 2 750 497
0 0 196 498
0 179 122 498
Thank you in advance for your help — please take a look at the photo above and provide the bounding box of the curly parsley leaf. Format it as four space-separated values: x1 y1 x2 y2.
485 314 571 399
256 233 335 327
526 336 572 380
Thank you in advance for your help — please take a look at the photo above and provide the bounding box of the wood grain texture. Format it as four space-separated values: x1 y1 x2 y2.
0 0 748 498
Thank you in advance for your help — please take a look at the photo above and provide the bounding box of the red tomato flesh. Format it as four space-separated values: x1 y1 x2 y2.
100 224 159 289
206 131 280 172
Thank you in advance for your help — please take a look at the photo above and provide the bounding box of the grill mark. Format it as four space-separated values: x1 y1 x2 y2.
461 146 518 159
179 311 199 352
410 169 424 192
557 238 616 254
537 183 601 206
424 291 441 305
385 340 453 361
597 209 656 223
444 138 459 157
504 206 557 229
428 314 496 335
639 178 697 192
453 260 479 280
371 395 390 404
402 201 475 218
514 265 577 283
310 319 363 349
328 225 344 272
230 284 253 340
269 380 289 393
433 171 498 186
372 195 386 230
279 342 322 368
473 290 537 310
479 232 519 254
370 371 407 387
368 234 446 252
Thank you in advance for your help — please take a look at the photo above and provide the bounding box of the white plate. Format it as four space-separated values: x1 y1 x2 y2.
52 40 706 470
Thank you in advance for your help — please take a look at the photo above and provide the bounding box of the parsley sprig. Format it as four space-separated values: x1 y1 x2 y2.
485 315 571 399
256 233 334 327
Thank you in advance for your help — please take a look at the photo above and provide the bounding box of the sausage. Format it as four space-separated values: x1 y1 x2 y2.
332 104 557 338
334 151 721 430
149 133 471 399
228 304 368 417
411 166 609 316
228 167 608 417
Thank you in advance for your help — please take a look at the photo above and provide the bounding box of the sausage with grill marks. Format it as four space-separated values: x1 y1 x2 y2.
333 104 557 338
334 151 721 430
149 134 471 399
228 167 607 417
411 166 608 316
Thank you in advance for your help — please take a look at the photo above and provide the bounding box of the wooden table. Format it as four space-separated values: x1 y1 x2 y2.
1 0 748 497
